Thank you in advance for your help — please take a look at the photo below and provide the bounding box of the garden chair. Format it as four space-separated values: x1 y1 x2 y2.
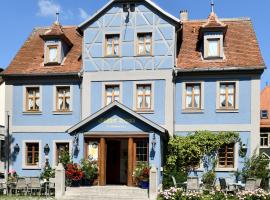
186 176 200 192
0 179 7 195
25 177 31 194
244 178 256 191
15 178 27 196
219 178 236 194
48 178 55 196
29 177 41 196
255 178 262 189
171 176 183 188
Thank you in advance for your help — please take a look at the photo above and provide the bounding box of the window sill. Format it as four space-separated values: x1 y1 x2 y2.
44 62 61 66
136 110 154 114
23 111 42 115
22 166 41 170
215 168 237 172
53 111 72 115
260 146 270 149
104 55 120 58
203 56 224 61
216 109 239 113
182 109 204 114
135 54 153 57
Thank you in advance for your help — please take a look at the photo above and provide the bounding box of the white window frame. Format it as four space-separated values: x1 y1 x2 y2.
103 32 121 57
52 140 72 168
182 81 204 112
44 42 61 64
216 80 239 112
260 133 269 148
53 85 73 114
102 82 123 107
133 81 154 113
23 86 42 114
204 32 224 59
216 142 239 172
22 140 42 169
261 110 269 119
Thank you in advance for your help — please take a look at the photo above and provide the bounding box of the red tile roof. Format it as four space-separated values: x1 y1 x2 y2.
2 25 82 76
177 18 265 71
261 86 270 128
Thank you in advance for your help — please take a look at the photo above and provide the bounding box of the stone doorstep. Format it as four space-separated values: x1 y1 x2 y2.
62 186 149 199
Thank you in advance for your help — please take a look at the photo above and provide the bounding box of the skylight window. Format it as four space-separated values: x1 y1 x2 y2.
261 110 269 119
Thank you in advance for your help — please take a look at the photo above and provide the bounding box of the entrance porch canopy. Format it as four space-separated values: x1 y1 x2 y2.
67 101 167 135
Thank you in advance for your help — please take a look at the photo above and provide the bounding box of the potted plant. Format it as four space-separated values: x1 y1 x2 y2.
202 170 216 191
133 162 150 189
65 163 84 187
8 170 18 183
80 159 98 186
40 161 55 181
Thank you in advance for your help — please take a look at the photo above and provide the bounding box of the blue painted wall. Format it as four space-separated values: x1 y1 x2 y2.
11 132 84 177
12 82 81 126
175 77 251 125
91 80 165 124
83 1 176 71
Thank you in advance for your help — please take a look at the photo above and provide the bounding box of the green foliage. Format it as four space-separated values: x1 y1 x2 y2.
201 170 215 189
162 168 187 189
80 159 98 181
163 131 240 189
59 149 72 168
40 160 55 180
241 153 270 188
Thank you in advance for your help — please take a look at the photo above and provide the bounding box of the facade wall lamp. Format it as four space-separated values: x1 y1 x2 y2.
14 144 20 154
151 133 157 150
44 144 50 155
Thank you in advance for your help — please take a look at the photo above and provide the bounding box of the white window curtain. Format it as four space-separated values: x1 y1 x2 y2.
107 37 113 55
49 47 58 62
145 34 151 54
138 36 144 54
208 40 219 57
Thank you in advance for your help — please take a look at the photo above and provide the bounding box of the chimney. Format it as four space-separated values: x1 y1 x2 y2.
180 10 188 22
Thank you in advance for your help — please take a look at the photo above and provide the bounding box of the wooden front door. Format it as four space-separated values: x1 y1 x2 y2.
106 140 121 184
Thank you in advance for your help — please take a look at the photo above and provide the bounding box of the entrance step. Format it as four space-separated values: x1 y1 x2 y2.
59 186 149 200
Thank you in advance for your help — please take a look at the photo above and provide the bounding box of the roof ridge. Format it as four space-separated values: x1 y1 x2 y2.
34 25 77 30
186 17 251 23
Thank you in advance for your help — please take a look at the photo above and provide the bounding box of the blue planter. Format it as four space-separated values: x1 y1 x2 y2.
140 181 149 189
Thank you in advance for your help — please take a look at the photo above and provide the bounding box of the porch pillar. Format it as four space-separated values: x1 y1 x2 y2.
128 137 134 186
99 137 106 186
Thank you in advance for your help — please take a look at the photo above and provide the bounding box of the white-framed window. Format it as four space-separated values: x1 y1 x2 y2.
25 87 41 112
136 84 152 111
204 33 224 59
56 86 71 112
22 141 41 169
260 133 269 147
216 81 239 112
185 83 201 110
261 110 269 119
137 33 152 55
105 84 120 105
53 141 72 167
105 34 120 56
46 45 59 63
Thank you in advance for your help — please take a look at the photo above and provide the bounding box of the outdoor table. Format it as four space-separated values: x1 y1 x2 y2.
229 182 245 191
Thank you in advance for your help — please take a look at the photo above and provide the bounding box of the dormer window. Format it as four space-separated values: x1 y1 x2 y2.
47 45 59 63
203 33 223 59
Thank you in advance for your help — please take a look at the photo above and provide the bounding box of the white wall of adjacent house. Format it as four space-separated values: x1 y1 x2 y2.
0 81 5 174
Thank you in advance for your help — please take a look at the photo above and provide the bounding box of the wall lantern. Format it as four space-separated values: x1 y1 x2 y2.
44 144 50 155
239 142 248 157
151 133 157 150
14 143 20 154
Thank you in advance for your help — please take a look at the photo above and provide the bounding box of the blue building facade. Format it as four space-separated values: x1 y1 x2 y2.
2 0 265 189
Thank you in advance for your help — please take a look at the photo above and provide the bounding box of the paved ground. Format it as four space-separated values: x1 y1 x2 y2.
0 196 55 200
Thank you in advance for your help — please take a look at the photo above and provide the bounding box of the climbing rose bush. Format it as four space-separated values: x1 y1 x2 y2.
65 163 84 181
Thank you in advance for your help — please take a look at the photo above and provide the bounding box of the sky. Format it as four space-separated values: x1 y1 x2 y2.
0 0 269 88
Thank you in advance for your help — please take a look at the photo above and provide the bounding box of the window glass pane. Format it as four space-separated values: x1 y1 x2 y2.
49 47 58 62
145 44 151 54
186 95 192 108
145 96 151 109
220 95 226 107
220 84 226 94
35 98 40 109
138 44 144 54
186 86 192 95
114 44 119 55
114 86 120 95
107 44 113 55
194 85 200 95
228 84 235 94
106 87 113 96
194 95 200 108
114 36 119 44
208 40 219 57
137 86 143 95
106 97 112 105
137 96 143 109
228 94 234 107
146 34 151 43
138 36 144 43
107 37 113 44
145 86 151 95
